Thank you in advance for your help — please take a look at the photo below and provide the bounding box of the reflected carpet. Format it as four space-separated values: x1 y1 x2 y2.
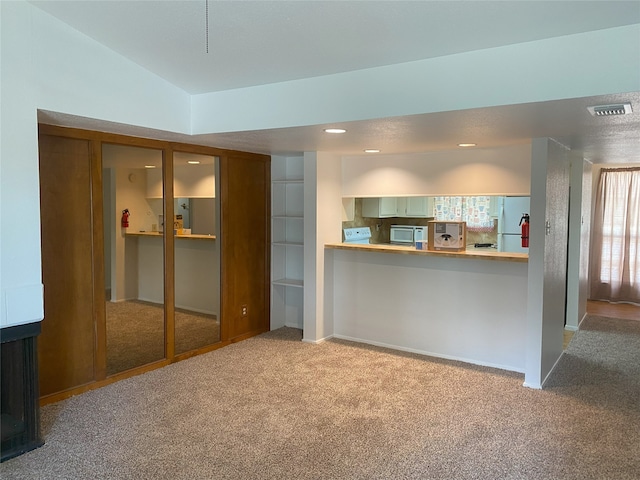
106 300 219 375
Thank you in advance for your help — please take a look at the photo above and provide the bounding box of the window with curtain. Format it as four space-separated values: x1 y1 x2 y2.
590 167 640 304
433 196 494 232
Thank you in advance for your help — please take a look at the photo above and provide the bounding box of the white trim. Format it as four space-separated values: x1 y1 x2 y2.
578 311 589 328
175 304 217 316
540 351 566 388
302 334 334 345
564 325 578 332
522 381 542 389
333 334 525 374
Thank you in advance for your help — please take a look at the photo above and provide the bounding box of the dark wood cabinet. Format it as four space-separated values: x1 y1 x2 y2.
0 323 44 462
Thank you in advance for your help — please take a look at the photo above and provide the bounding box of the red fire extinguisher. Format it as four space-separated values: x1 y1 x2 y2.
121 209 130 228
519 213 530 248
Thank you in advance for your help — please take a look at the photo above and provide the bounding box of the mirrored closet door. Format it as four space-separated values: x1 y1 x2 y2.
102 144 166 376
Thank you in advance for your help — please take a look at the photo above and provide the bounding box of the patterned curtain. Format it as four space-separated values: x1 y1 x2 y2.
433 196 494 232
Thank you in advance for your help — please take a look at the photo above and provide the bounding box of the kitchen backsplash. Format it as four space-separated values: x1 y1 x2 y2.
342 198 498 245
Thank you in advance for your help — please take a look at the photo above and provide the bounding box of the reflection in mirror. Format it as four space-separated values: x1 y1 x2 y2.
173 152 221 354
102 144 166 376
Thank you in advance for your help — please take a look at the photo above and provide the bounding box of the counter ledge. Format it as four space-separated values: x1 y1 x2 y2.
324 242 527 263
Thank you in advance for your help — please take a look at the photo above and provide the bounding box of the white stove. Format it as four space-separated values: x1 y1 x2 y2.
343 227 372 244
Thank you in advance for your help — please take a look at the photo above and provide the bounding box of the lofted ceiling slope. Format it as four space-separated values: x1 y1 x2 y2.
31 1 640 163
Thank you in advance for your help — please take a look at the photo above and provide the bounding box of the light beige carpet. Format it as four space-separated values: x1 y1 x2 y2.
1 315 639 479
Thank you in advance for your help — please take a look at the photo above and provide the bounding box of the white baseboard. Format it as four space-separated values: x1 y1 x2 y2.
540 351 566 389
302 334 334 345
522 381 543 389
175 304 217 316
332 334 524 374
577 311 589 328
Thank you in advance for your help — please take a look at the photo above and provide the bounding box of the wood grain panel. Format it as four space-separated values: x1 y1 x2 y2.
163 149 174 360
91 140 107 381
38 134 96 396
220 153 271 341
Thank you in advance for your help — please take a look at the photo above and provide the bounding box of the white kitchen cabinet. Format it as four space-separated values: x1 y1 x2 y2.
362 197 398 218
362 196 434 218
401 197 434 217
271 155 304 331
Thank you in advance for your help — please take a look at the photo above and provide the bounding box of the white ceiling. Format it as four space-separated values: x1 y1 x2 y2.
32 0 640 163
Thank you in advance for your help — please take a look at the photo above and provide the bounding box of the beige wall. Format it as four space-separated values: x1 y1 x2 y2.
342 144 531 198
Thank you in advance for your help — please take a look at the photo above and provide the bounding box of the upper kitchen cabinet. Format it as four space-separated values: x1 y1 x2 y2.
399 197 434 217
362 197 434 218
362 197 398 218
147 153 216 198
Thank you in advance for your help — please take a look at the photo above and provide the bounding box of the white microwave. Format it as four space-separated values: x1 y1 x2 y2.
390 225 426 246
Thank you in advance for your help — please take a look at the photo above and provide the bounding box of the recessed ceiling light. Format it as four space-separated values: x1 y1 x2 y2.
364 149 380 153
144 165 156 168
187 160 201 164
324 128 346 134
458 143 477 147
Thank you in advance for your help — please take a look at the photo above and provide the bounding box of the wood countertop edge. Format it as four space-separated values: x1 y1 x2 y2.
324 243 528 263
126 232 216 240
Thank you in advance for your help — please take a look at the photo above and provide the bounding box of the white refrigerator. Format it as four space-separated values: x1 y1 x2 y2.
497 196 530 253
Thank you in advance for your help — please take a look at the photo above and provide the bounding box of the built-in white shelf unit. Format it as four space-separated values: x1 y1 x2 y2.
271 156 304 330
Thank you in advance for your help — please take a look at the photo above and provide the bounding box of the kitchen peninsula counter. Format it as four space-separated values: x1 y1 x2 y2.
325 242 527 262
123 231 219 315
325 241 528 373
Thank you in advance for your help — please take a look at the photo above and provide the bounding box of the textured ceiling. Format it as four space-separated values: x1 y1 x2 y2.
31 1 640 163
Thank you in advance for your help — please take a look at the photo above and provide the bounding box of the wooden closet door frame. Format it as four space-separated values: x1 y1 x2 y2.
219 151 271 343
38 124 271 404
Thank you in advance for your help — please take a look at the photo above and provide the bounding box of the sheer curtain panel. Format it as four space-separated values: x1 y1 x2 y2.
590 167 640 303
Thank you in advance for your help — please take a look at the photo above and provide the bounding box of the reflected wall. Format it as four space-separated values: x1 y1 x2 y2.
172 152 221 354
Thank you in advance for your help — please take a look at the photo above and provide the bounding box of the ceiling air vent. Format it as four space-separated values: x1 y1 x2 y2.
587 103 633 117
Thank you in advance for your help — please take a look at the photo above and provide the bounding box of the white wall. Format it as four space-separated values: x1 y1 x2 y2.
332 251 528 372
192 25 640 133
565 156 593 330
303 152 343 342
342 144 531 197
113 166 154 301
191 199 215 235
147 164 216 199
525 138 571 388
0 1 44 328
0 1 190 328
579 160 593 321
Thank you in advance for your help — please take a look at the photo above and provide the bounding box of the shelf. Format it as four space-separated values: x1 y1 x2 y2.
272 278 304 288
271 155 305 331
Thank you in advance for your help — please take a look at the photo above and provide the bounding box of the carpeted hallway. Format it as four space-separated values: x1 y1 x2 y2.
1 314 639 479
